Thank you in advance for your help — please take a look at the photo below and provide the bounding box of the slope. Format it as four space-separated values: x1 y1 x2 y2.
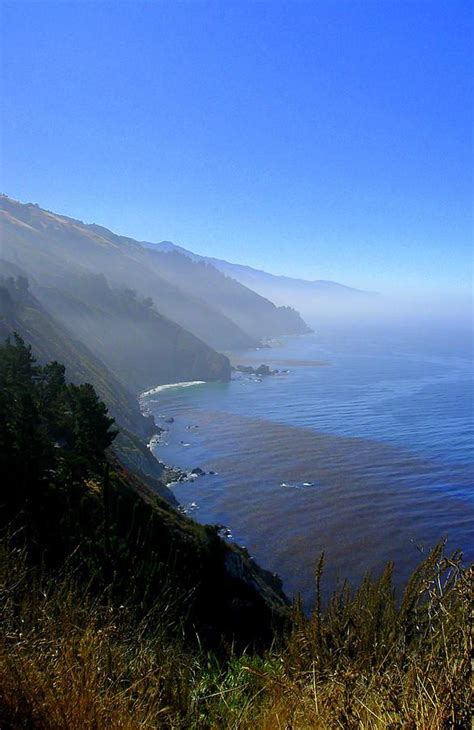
0 196 308 349
141 246 311 340
153 240 379 323
0 273 178 504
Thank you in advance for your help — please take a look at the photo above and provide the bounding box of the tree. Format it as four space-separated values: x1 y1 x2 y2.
67 382 118 466
0 332 38 392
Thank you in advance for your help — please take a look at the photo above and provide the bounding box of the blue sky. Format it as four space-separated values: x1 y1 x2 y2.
1 0 472 296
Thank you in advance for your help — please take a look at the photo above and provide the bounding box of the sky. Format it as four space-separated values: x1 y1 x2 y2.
0 0 472 297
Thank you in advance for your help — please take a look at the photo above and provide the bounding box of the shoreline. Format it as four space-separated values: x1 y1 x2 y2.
140 380 207 399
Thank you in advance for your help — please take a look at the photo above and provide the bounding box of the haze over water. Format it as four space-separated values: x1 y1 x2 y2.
146 320 473 607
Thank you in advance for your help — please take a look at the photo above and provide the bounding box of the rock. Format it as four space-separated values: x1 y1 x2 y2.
165 417 174 424
235 364 255 374
191 467 204 476
235 363 277 377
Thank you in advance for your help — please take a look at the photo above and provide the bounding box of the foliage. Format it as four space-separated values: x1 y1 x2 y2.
0 541 470 729
0 332 117 489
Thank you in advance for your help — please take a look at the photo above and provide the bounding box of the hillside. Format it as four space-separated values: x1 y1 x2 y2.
142 247 311 341
153 240 379 324
0 195 310 348
36 272 231 394
0 274 179 504
0 335 289 651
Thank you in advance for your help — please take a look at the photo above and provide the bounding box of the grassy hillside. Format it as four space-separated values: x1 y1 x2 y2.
1 531 469 728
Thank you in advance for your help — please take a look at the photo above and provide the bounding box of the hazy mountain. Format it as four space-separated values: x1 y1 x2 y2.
150 241 379 324
140 247 311 341
36 271 231 394
0 196 309 348
0 196 255 350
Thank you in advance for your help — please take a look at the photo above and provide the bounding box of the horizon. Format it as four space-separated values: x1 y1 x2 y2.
1 0 472 301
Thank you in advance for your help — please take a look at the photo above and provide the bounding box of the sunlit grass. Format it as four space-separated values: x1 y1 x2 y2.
0 541 470 729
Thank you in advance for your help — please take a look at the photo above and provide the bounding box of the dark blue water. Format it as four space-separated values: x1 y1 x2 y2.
145 325 473 607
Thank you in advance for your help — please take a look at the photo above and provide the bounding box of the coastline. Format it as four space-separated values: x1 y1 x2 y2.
140 380 207 399
138 333 473 607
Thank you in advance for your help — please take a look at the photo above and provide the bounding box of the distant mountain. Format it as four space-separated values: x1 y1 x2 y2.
140 247 311 341
0 196 310 349
149 241 379 324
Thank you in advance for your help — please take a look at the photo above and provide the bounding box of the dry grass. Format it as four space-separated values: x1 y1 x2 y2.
0 542 471 729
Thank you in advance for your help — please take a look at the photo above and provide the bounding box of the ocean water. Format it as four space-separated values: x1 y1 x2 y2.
145 324 473 607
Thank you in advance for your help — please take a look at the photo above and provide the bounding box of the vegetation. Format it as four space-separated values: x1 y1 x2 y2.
0 335 287 644
0 335 471 728
0 540 470 728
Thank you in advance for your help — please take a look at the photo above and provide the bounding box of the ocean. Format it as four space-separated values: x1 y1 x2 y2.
144 323 473 607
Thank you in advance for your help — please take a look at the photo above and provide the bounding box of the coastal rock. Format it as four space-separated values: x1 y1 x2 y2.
234 363 278 377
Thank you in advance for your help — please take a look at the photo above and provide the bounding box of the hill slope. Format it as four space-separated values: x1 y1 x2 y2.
36 272 231 394
0 334 289 650
153 240 379 323
141 246 311 340
0 195 310 348
0 273 179 504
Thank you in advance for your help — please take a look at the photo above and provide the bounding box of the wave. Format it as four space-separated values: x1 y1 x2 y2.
140 381 206 399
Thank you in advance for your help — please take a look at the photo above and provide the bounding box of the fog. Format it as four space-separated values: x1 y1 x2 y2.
1 195 471 392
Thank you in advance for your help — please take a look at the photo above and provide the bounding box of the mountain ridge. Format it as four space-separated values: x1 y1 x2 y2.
147 240 380 322
0 195 310 347
148 240 376 293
